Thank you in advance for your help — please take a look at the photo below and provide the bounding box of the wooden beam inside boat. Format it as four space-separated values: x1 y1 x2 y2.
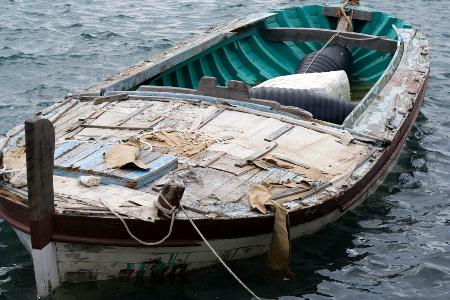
261 28 397 53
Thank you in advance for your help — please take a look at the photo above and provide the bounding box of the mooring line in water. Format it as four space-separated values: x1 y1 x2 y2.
159 192 261 299
180 204 262 300
100 179 261 298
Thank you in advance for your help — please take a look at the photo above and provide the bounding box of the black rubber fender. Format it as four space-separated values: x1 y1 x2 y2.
296 45 352 75
250 86 357 124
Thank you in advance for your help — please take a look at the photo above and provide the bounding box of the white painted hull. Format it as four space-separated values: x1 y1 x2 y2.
13 215 331 283
12 193 370 284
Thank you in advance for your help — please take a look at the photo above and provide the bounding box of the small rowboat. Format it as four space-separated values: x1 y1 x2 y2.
0 3 429 298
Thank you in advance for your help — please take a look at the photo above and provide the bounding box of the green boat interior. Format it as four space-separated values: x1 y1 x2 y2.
143 5 411 102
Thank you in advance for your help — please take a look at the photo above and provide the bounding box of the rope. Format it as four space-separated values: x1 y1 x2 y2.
101 191 260 299
337 35 388 41
303 0 359 74
175 129 225 145
340 1 353 32
303 30 343 73
98 134 124 144
139 139 153 152
99 196 177 246
133 128 225 146
179 204 261 300
344 0 360 5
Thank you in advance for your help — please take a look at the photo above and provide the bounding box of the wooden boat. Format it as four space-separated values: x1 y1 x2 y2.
0 3 430 298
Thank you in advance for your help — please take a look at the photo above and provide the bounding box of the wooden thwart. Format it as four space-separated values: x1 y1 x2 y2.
262 28 397 53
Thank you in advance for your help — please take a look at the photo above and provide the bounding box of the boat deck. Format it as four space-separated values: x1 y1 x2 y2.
2 93 376 220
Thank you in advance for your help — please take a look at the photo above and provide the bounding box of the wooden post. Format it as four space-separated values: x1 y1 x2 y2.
26 118 55 249
24 118 60 297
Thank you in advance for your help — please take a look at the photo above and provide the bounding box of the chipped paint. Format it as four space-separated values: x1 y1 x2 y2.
346 29 430 140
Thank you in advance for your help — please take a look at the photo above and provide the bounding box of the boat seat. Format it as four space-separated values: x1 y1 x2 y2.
53 141 177 188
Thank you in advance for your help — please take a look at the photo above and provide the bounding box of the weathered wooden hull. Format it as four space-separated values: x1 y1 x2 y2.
11 184 379 283
9 107 425 286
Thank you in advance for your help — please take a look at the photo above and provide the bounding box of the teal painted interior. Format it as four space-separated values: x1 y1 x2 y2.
143 5 411 100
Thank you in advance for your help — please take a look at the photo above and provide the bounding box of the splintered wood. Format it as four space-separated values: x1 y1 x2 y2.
53 176 158 222
4 96 375 218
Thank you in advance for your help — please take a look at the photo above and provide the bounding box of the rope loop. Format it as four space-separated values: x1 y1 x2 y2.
101 191 261 299
99 194 177 247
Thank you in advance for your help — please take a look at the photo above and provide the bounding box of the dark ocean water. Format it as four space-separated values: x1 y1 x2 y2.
0 0 449 299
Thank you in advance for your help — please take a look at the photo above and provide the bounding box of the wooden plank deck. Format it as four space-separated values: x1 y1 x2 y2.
53 140 178 189
2 94 377 218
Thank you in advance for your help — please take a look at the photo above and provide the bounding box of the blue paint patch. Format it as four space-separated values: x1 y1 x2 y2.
73 144 112 170
58 144 103 168
54 144 177 188
54 140 80 159
121 154 178 188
